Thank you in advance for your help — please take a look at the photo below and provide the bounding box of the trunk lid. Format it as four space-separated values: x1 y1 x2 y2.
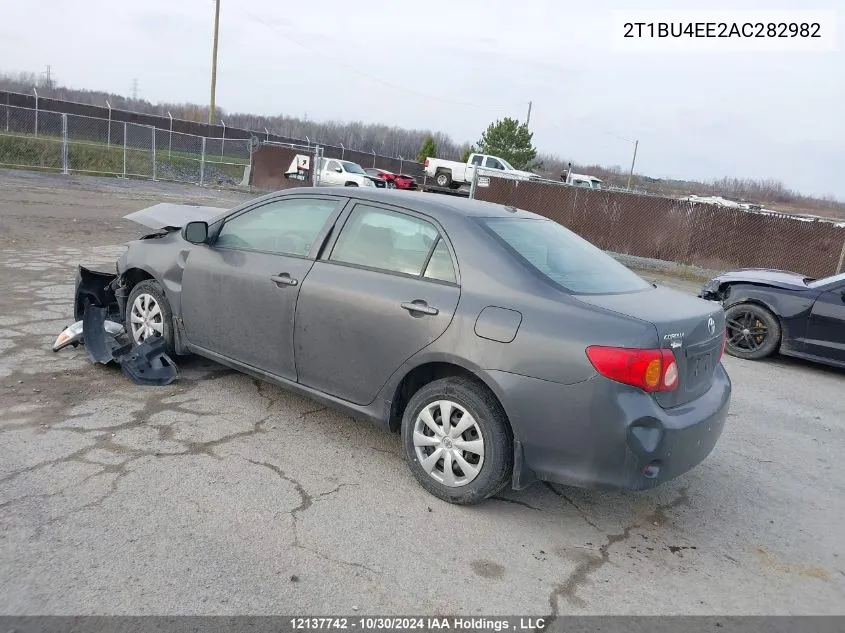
575 285 725 408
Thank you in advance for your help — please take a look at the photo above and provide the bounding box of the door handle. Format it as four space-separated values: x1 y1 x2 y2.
270 273 298 287
401 301 438 316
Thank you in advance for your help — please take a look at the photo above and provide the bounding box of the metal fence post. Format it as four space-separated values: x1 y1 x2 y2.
837 236 845 274
200 136 206 185
151 125 157 181
33 88 38 137
469 166 480 199
61 113 69 175
168 112 173 159
122 122 127 179
106 100 111 147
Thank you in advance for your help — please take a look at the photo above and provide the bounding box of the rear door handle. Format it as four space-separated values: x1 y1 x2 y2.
270 273 298 287
401 301 438 316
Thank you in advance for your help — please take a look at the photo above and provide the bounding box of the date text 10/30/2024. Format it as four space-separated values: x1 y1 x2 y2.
290 617 546 631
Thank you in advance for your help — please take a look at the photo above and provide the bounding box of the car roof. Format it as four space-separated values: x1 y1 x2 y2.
281 187 545 221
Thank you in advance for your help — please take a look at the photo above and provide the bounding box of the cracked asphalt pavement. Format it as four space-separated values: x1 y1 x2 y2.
1 170 843 615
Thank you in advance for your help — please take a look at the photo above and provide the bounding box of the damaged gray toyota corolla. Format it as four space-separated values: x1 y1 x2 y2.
66 187 732 505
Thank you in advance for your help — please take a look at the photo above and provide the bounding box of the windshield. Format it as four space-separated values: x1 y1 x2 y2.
480 217 652 294
341 161 366 175
808 272 845 287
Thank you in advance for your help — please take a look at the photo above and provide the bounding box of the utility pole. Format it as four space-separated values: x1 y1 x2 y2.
526 101 532 125
209 0 221 125
626 139 639 191
43 65 52 87
132 78 138 100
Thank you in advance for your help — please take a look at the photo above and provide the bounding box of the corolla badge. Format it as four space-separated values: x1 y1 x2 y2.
707 316 716 336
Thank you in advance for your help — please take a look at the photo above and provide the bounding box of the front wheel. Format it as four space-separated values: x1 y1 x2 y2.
724 303 781 360
435 171 452 188
401 377 513 505
125 279 176 355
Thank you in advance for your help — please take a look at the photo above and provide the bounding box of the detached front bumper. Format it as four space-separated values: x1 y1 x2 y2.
487 365 732 491
73 266 127 323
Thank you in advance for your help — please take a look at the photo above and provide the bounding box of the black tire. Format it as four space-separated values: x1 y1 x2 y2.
435 171 452 188
401 377 513 505
125 279 176 355
724 302 781 360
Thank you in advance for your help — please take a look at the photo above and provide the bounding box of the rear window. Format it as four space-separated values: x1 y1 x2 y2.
479 217 651 294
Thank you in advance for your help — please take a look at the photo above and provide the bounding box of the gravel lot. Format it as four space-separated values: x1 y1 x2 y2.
1 170 843 616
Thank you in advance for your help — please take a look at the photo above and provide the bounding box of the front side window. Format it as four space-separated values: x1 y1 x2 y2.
330 205 440 277
480 217 651 294
216 198 340 257
341 161 366 175
485 157 504 169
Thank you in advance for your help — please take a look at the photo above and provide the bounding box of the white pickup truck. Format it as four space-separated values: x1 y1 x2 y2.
313 157 385 188
560 164 603 189
423 153 536 189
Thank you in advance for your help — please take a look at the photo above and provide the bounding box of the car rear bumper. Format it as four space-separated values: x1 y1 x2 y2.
486 364 731 491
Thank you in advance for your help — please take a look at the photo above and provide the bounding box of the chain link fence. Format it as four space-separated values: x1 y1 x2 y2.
0 104 254 187
470 169 845 278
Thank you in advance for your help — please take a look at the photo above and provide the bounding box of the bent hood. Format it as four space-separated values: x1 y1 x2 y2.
713 268 811 290
123 203 229 230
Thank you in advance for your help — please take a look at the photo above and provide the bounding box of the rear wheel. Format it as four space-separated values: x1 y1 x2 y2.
724 303 781 360
387 180 396 189
435 171 452 188
401 377 512 505
125 280 175 355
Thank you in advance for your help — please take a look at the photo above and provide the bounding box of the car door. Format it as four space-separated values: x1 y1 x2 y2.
293 202 461 405
180 195 345 380
465 154 483 182
323 159 344 186
805 282 845 362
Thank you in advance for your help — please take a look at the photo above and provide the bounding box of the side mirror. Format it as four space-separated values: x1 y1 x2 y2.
183 221 209 244
334 167 343 173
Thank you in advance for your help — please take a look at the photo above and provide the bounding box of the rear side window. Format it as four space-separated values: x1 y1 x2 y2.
480 217 651 294
330 205 440 277
424 238 457 283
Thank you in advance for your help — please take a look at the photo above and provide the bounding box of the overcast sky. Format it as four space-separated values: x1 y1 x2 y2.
2 0 843 198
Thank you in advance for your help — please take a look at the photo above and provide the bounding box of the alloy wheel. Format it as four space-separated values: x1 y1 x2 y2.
726 309 769 353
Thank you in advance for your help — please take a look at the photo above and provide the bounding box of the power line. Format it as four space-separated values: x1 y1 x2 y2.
240 11 522 111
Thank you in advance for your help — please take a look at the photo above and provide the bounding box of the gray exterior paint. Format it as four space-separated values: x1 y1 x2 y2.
114 187 732 491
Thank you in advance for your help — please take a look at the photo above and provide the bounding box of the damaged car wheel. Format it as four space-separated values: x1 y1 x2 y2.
126 280 175 355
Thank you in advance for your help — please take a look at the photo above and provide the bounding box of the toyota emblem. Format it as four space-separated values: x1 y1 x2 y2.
707 317 716 335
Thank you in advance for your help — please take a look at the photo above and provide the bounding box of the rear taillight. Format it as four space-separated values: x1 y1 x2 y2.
718 329 726 362
586 346 678 393
424 159 429 168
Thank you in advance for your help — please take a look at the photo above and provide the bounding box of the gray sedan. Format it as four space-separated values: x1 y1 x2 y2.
75 188 732 505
